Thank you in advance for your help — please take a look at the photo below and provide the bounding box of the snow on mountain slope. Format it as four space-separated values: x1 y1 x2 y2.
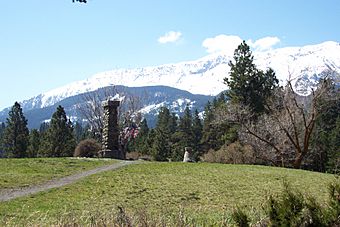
25 41 340 109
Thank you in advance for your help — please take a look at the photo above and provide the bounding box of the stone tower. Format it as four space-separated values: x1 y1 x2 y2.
99 100 124 159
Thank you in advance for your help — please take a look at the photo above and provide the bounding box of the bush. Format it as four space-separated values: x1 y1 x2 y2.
74 139 101 158
202 141 255 164
231 207 250 227
265 180 340 227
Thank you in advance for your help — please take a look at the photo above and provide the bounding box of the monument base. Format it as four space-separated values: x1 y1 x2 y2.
98 149 125 159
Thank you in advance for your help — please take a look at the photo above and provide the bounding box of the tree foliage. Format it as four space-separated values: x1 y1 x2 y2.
151 107 173 161
2 102 29 158
225 40 279 114
40 105 76 157
133 118 149 154
27 129 40 158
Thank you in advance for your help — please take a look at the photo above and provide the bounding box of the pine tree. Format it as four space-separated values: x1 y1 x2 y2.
225 40 279 114
144 128 156 155
134 118 150 154
312 84 340 172
0 122 6 156
39 122 49 133
192 109 203 157
74 121 89 143
179 106 193 135
151 128 171 161
169 112 178 134
40 105 76 157
0 122 5 136
151 107 173 161
2 102 29 158
201 100 238 153
27 129 40 158
171 106 194 160
201 101 215 151
327 117 340 173
156 107 173 131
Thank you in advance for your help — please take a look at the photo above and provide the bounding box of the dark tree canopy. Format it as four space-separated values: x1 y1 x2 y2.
40 105 76 157
2 102 29 158
225 40 279 114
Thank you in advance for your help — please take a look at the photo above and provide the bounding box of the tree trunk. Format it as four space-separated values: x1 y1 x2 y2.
293 153 304 169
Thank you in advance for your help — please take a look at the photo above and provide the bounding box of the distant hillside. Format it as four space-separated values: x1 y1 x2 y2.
0 85 214 129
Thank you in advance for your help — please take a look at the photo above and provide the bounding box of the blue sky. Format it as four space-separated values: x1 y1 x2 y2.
1 0 339 110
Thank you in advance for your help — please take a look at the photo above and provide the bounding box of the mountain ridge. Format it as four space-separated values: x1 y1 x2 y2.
0 41 339 128
24 41 340 110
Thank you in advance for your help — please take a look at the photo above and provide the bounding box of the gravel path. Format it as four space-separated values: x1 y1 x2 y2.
0 160 136 202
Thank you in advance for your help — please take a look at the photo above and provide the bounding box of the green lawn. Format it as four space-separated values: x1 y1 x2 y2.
0 157 118 189
0 161 337 226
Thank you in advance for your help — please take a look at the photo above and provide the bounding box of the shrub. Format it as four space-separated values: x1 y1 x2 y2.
231 207 250 227
74 139 101 158
265 180 340 227
202 141 255 164
266 181 305 227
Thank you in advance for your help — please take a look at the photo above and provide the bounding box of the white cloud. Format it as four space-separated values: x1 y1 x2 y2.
248 36 281 51
202 35 281 54
202 35 242 55
158 31 182 44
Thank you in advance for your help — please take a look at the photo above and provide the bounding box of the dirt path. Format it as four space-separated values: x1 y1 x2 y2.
0 160 136 202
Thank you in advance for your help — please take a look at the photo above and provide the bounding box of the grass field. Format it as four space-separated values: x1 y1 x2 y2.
0 158 118 189
0 161 337 226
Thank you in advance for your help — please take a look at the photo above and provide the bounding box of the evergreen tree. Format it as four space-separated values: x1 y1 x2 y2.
192 109 203 157
74 121 90 143
151 128 171 161
327 117 340 172
179 106 193 136
169 112 178 134
151 107 173 161
40 105 76 157
0 122 5 136
39 122 49 133
201 100 238 153
171 106 194 160
0 122 6 156
201 101 215 151
156 106 173 131
27 129 40 158
312 83 340 172
144 128 156 155
134 118 150 154
2 102 29 158
225 40 279 114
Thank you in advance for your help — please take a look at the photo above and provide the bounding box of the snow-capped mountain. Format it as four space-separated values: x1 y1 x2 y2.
0 41 339 128
0 85 214 128
24 41 340 110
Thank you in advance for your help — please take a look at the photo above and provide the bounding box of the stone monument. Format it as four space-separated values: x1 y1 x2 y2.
99 99 125 159
183 147 193 162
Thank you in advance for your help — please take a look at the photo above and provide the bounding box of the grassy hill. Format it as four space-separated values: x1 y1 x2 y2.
0 161 337 226
0 158 117 189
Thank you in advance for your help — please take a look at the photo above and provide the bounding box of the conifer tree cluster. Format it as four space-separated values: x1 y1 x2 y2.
0 103 88 158
39 105 76 157
204 40 340 172
131 106 203 161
